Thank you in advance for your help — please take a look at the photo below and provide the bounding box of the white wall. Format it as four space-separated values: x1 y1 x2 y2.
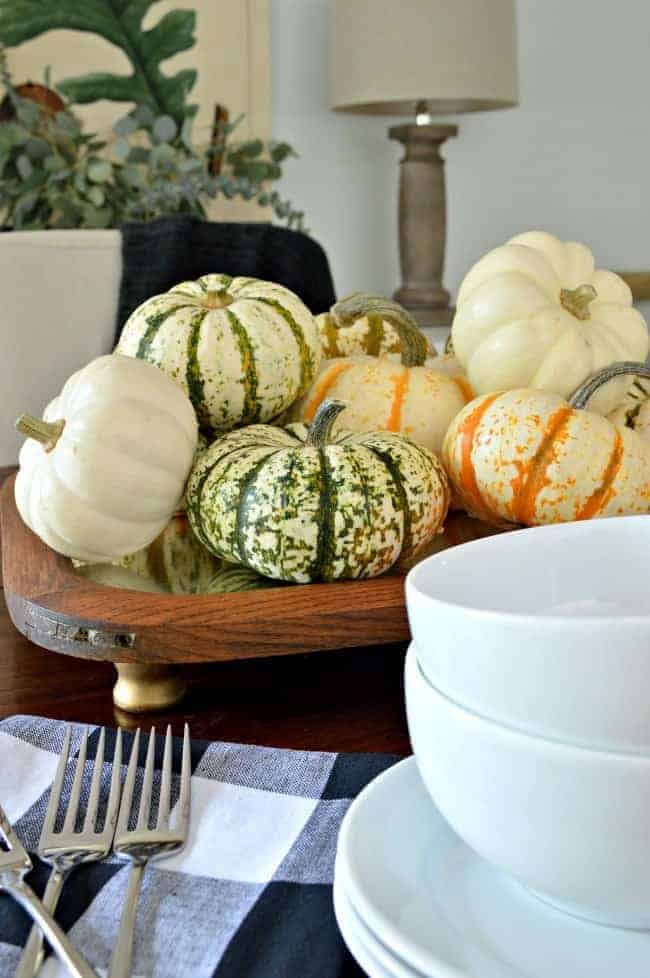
271 0 650 305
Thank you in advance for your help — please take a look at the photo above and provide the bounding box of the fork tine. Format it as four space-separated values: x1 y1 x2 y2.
137 728 156 829
116 728 140 836
157 725 173 829
41 727 71 838
82 728 105 834
62 728 88 834
176 724 191 836
103 728 123 839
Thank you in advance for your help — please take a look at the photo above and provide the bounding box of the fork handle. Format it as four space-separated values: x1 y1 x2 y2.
2 877 95 978
14 868 68 978
107 862 145 978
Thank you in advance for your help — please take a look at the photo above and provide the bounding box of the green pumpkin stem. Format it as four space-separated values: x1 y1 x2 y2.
569 361 650 410
329 292 429 367
307 400 347 447
560 284 597 321
15 413 65 452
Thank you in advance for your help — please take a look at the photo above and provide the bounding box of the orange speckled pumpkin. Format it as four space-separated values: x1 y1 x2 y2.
442 362 650 527
290 294 472 455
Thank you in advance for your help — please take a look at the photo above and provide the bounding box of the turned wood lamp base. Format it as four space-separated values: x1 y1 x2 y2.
389 123 457 328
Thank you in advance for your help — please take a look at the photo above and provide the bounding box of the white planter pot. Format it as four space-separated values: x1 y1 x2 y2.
1 229 122 464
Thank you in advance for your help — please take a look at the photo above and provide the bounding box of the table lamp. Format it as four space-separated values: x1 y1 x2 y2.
329 0 519 327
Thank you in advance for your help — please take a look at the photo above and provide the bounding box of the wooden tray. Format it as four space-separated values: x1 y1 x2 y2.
0 474 492 713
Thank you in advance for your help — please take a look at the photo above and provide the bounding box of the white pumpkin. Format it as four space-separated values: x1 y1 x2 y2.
452 231 649 415
15 355 198 562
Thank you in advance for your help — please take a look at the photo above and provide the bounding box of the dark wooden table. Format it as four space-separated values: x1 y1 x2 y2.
0 468 410 754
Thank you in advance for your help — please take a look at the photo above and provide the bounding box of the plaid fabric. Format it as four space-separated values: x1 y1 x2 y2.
0 716 397 978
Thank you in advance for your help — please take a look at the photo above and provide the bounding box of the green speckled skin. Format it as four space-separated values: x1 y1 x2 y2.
186 418 450 584
116 274 321 437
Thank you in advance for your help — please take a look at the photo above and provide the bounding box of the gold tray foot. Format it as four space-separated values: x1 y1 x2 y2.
113 663 187 713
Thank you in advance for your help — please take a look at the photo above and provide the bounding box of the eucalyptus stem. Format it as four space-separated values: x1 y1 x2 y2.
15 413 65 451
330 292 429 367
307 400 347 447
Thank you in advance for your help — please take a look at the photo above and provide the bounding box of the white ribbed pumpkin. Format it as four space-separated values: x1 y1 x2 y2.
116 273 321 435
15 355 198 562
452 231 649 415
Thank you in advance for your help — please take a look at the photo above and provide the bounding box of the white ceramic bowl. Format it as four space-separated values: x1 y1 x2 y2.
406 515 650 753
405 642 650 929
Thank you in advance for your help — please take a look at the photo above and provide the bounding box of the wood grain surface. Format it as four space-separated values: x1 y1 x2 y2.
2 473 415 666
0 466 411 752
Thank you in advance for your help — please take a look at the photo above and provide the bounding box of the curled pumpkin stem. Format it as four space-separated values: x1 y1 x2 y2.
330 292 429 367
569 361 650 410
307 399 347 447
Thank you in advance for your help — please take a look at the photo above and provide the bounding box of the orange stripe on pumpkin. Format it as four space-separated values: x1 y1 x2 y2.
452 376 474 403
386 368 409 431
303 361 354 422
456 393 501 518
575 430 624 520
513 406 573 525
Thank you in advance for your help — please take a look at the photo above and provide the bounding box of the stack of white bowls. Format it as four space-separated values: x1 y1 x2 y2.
405 515 650 929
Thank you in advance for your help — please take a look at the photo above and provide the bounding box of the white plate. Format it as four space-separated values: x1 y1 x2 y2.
336 756 650 978
334 871 412 978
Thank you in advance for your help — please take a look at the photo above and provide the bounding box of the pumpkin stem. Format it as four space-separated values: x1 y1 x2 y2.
569 361 650 410
330 292 429 367
15 414 65 452
202 289 234 310
307 399 347 446
560 284 597 320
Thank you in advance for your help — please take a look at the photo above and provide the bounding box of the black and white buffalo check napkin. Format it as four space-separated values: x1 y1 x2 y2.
0 716 397 978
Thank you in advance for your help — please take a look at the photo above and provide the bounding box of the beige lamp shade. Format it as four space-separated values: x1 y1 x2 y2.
329 0 518 115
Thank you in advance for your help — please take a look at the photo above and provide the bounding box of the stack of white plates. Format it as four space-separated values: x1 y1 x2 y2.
334 756 650 978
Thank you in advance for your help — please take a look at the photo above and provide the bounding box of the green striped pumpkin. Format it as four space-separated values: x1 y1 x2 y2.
186 400 450 584
116 274 321 436
317 308 435 359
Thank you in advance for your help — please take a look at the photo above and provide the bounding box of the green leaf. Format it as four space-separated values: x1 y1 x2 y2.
13 189 39 225
269 141 296 163
51 112 81 139
87 159 111 183
112 136 130 162
24 137 50 160
153 114 177 144
14 98 40 127
132 103 155 128
43 153 66 172
180 116 193 149
16 153 32 179
0 1 198 123
113 113 138 137
238 139 264 158
87 185 105 207
150 143 175 168
0 121 29 149
126 145 149 164
120 163 146 189
81 202 111 227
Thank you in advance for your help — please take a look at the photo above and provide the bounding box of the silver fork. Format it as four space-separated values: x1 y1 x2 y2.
108 724 191 978
15 726 123 978
0 803 96 978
